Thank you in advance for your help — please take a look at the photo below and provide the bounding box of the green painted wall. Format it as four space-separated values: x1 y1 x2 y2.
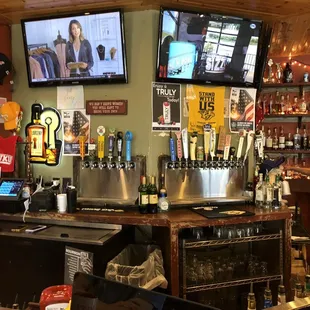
11 9 253 182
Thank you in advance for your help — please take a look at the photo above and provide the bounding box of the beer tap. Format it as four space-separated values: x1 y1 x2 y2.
182 128 189 169
79 130 87 169
190 132 198 169
169 130 176 169
97 126 106 169
117 131 125 169
236 129 246 167
210 127 217 168
243 130 254 164
125 131 134 169
223 135 231 168
203 124 211 162
175 131 183 170
108 128 116 169
229 147 236 168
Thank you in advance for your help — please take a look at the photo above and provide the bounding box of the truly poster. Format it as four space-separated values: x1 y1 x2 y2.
152 82 181 131
229 88 256 133
61 109 90 156
187 85 225 134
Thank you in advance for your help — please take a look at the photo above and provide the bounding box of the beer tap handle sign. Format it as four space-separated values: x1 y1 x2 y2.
117 131 123 161
79 129 87 161
237 129 247 160
97 126 105 161
108 128 116 160
175 131 183 161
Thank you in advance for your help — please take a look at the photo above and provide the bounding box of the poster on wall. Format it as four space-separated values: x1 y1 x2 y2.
61 109 90 156
229 88 256 133
25 103 62 166
57 86 84 110
187 85 225 134
152 82 181 131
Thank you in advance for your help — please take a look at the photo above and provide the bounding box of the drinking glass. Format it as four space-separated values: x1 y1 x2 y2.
197 261 206 283
260 261 268 276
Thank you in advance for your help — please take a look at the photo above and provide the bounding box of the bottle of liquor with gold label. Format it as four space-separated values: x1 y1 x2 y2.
27 104 46 161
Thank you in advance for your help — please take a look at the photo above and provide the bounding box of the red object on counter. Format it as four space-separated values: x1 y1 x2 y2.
40 285 72 310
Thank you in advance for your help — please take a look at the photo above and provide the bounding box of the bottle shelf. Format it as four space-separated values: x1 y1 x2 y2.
264 114 310 118
264 149 310 154
262 82 310 88
185 274 282 292
184 233 281 249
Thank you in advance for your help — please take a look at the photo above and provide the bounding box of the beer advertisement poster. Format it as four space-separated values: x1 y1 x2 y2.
61 109 90 156
229 88 256 133
187 85 225 134
152 82 181 131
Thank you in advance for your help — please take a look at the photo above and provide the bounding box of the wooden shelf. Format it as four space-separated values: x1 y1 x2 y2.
264 149 310 154
262 82 310 88
264 114 310 118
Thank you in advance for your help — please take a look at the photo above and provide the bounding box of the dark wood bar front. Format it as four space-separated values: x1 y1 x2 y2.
0 206 292 298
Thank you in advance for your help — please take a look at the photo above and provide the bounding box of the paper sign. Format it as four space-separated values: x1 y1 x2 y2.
57 86 84 110
229 88 256 133
187 85 225 134
86 100 127 115
152 82 181 131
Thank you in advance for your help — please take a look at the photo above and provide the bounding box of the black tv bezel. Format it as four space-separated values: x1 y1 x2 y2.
21 8 128 88
156 7 264 88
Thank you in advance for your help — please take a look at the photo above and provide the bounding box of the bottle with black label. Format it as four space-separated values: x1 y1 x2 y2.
138 176 148 214
294 127 301 150
302 125 308 150
148 176 158 214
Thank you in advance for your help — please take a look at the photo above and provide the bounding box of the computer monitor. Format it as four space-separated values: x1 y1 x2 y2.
71 272 220 310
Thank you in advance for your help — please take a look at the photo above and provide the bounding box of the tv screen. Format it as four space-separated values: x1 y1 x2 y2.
21 10 127 87
157 8 263 87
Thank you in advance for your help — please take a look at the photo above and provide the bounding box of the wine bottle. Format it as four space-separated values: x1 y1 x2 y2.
148 176 158 214
138 176 148 214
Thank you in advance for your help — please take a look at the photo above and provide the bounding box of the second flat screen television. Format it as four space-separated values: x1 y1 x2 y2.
157 9 263 87
21 10 127 87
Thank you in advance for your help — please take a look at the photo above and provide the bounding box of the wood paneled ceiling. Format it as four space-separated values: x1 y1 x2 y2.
0 0 310 24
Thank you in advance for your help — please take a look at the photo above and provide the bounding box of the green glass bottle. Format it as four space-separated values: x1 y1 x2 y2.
148 176 158 214
138 176 148 214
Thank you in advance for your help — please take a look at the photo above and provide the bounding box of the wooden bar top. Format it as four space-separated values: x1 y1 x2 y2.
0 206 292 228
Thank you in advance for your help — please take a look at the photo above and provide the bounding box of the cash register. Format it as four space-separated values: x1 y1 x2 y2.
0 178 25 213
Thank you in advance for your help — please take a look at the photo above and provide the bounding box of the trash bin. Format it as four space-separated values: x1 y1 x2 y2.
105 244 168 290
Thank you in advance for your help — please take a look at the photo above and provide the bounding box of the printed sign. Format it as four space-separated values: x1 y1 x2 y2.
64 246 93 285
86 100 127 115
187 85 225 134
152 82 181 131
229 88 256 133
62 109 90 156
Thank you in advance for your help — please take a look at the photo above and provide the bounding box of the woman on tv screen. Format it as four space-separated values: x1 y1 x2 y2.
66 19 94 77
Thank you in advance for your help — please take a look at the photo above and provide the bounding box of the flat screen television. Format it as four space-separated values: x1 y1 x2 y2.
21 9 127 87
156 8 263 87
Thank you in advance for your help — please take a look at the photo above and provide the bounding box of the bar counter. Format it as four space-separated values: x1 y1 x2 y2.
0 206 292 298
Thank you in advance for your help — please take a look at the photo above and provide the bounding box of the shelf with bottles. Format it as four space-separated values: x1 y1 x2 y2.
264 149 310 154
263 113 310 118
262 82 310 88
185 274 282 293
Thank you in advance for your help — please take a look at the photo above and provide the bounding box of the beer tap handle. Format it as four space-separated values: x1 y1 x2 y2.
236 129 246 160
170 130 176 162
125 131 133 162
117 131 123 161
244 130 254 164
203 124 211 161
210 128 216 161
108 128 116 161
175 131 183 161
97 126 105 161
190 132 198 161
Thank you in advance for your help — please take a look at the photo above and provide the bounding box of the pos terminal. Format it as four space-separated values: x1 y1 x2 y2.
0 178 25 213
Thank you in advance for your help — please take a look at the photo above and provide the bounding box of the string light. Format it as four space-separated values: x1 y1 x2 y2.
280 58 310 69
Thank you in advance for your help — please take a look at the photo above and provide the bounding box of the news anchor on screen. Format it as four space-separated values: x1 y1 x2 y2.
66 19 94 77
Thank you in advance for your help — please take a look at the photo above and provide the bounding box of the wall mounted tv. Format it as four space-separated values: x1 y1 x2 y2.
21 9 127 88
156 8 263 87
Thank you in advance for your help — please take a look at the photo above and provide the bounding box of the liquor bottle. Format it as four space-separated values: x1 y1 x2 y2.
286 94 292 114
283 62 293 83
269 95 274 115
279 95 286 114
300 95 307 113
285 132 294 149
277 278 286 305
263 95 269 115
274 91 280 113
301 125 308 150
158 189 171 212
262 125 266 147
272 175 281 209
272 127 279 150
279 126 286 150
277 175 283 206
265 174 273 208
159 173 167 195
294 127 301 150
263 281 273 308
305 267 310 296
295 281 304 300
138 176 148 214
148 176 158 214
27 104 46 160
266 127 273 150
293 96 299 113
247 283 256 310
255 173 264 208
